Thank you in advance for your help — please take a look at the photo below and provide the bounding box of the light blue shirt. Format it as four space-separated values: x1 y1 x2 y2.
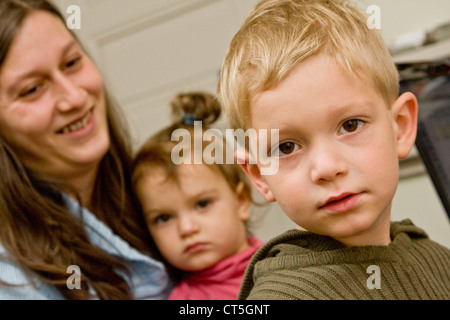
0 195 172 300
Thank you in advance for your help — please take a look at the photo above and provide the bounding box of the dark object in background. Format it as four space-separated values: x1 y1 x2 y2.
399 59 450 220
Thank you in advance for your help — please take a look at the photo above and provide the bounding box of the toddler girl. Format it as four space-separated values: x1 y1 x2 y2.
131 92 263 300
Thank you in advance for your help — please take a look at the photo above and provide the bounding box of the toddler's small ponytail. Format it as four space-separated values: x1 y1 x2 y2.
170 92 221 127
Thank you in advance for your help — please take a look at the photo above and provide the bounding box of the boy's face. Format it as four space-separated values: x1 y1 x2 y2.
244 53 417 246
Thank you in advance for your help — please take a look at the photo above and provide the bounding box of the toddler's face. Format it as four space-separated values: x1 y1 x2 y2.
136 164 250 271
247 53 413 246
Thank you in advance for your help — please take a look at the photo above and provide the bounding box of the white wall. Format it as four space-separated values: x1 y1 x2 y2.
355 0 450 44
54 0 450 247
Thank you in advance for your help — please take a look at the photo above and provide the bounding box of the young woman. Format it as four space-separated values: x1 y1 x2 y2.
0 0 170 300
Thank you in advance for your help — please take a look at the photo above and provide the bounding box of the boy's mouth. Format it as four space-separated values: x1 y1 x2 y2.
319 192 362 213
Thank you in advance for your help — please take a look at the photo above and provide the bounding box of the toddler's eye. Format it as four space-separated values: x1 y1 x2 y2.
196 199 211 209
154 214 171 225
340 119 364 134
271 141 300 157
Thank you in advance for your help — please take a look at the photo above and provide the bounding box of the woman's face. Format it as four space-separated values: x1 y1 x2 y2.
0 11 109 181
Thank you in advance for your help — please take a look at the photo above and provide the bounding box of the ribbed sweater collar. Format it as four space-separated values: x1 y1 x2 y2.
251 219 428 274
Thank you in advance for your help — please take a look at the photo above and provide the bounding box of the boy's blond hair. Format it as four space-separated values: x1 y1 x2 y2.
217 0 399 130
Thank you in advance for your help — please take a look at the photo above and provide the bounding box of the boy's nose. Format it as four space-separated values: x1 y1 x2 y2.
54 73 88 112
310 141 348 183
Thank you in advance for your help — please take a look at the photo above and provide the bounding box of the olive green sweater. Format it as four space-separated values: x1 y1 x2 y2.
239 220 450 300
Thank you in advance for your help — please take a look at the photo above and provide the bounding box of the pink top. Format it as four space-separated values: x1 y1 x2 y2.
168 237 263 300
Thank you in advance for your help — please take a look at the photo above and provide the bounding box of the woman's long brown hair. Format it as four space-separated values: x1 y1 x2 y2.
0 0 155 299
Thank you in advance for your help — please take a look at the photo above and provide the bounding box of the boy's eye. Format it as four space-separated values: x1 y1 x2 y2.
271 141 300 157
339 119 365 134
154 214 171 225
196 199 211 209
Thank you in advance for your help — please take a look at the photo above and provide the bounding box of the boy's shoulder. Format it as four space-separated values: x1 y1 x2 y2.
239 219 450 299
253 220 448 262
255 219 445 260
255 228 344 260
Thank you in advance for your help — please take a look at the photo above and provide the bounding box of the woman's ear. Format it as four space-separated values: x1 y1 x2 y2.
391 92 418 159
235 150 276 202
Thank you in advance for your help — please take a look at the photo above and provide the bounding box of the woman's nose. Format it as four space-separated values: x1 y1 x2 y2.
54 73 87 112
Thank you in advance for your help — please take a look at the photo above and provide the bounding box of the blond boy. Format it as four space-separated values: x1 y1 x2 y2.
218 0 450 299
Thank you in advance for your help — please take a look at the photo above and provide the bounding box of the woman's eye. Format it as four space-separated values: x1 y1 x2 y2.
65 56 82 69
196 199 211 210
271 141 300 157
154 214 171 225
18 83 42 98
339 119 365 134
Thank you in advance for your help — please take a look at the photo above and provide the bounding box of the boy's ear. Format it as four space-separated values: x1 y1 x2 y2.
235 150 276 202
391 92 418 159
235 181 251 221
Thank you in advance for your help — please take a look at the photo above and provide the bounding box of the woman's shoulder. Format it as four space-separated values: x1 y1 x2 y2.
0 244 64 300
63 195 173 299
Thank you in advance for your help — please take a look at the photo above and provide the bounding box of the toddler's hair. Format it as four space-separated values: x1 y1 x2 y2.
131 91 254 223
218 0 399 130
